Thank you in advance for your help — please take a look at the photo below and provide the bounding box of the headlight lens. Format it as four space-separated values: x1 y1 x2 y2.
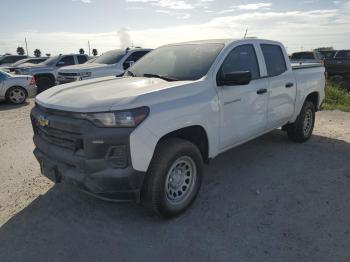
79 107 149 127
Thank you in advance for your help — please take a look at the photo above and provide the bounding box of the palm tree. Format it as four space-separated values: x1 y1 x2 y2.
79 48 85 54
34 49 41 57
16 47 25 55
92 48 98 56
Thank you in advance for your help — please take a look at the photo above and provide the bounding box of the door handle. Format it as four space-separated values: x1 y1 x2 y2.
285 82 294 88
257 88 267 95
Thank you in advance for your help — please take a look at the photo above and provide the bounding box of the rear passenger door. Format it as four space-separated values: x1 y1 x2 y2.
259 42 296 129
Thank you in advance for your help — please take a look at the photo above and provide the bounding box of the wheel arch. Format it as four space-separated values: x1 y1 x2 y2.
34 73 55 83
305 91 319 111
156 125 210 164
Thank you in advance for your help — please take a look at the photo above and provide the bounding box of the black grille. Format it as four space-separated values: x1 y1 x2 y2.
58 72 78 77
32 116 83 151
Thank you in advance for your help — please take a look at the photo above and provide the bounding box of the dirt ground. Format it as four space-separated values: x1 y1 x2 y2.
0 100 350 262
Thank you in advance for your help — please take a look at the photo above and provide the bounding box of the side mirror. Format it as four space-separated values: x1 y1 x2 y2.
217 70 252 86
123 61 135 70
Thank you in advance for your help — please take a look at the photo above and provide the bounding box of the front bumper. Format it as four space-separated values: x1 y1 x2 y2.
31 105 146 202
56 75 81 85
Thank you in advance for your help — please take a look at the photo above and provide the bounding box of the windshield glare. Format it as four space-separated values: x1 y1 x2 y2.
93 50 126 65
128 43 224 81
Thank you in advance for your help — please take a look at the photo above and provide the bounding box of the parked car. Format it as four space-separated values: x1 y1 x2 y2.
0 55 28 66
0 70 37 104
31 39 325 218
56 48 151 84
318 50 337 60
15 54 88 92
0 57 49 73
290 51 324 64
324 50 350 78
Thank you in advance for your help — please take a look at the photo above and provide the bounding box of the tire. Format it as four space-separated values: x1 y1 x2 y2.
286 101 315 143
142 138 203 218
5 86 28 104
36 76 54 93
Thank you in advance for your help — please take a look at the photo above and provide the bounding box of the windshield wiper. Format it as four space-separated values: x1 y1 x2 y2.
143 73 179 82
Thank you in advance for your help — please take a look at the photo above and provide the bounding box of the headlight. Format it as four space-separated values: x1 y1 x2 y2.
79 72 91 78
79 107 149 127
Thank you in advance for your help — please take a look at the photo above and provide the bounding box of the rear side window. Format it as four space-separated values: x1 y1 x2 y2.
261 44 287 77
221 44 260 79
335 50 350 59
77 55 88 64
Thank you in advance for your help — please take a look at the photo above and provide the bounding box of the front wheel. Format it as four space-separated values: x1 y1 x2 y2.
286 101 315 143
6 86 28 104
142 138 203 218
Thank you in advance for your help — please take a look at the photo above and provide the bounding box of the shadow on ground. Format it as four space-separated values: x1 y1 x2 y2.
0 101 30 111
1 130 350 262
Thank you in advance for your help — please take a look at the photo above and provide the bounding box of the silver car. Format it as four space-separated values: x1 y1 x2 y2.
0 70 37 104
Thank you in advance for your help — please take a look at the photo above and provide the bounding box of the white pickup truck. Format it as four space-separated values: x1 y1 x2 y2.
56 48 151 84
31 39 325 218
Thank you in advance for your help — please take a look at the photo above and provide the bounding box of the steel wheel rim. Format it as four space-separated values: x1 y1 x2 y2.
303 109 313 136
9 88 25 104
165 156 197 205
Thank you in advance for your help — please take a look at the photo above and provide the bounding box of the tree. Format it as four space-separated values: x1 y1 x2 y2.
34 49 41 57
92 48 98 56
16 46 25 55
79 48 85 54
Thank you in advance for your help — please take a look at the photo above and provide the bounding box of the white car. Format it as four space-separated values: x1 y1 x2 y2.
56 48 151 84
32 38 325 218
0 71 37 104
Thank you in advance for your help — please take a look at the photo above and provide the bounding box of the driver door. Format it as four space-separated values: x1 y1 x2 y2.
217 44 269 150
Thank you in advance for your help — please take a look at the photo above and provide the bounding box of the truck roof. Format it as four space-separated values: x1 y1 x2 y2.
165 38 282 46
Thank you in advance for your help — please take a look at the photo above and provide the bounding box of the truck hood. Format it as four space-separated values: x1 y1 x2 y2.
36 76 195 112
58 63 110 73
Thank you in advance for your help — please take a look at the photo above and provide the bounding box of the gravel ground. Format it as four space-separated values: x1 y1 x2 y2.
0 100 350 262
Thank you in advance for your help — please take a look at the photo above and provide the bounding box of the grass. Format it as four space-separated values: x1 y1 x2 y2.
322 79 350 112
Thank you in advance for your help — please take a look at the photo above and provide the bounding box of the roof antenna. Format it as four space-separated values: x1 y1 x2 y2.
243 28 248 38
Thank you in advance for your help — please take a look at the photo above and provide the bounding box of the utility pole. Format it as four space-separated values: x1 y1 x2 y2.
25 38 29 56
243 28 248 39
88 40 91 56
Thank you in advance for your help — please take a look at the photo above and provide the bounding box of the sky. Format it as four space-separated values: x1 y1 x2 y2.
0 0 350 55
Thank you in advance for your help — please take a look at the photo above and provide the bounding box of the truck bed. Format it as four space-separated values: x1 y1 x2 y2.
291 62 324 70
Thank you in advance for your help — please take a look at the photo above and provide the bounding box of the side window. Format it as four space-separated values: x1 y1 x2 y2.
221 44 260 79
56 56 75 67
77 55 87 64
123 51 149 69
261 44 287 77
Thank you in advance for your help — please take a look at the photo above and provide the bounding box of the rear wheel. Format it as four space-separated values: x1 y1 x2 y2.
142 138 203 218
36 76 54 93
6 86 27 104
286 101 315 143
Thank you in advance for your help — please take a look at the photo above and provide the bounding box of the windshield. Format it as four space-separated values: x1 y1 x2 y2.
39 56 59 66
127 43 224 81
93 50 126 64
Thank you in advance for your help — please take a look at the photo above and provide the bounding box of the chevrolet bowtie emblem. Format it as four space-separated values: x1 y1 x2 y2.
37 115 49 127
